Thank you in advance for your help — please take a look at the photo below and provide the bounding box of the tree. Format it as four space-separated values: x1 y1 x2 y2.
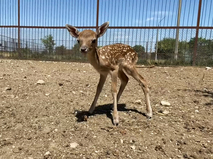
188 37 211 53
55 45 67 55
41 34 56 54
20 44 32 58
72 43 80 54
71 43 86 60
132 45 145 58
188 37 213 62
157 38 175 59
157 38 189 60
178 41 190 61
132 45 145 53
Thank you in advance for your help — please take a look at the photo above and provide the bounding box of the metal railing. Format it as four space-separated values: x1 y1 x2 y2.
0 0 213 65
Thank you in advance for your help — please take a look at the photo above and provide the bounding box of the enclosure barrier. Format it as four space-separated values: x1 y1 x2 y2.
0 0 213 66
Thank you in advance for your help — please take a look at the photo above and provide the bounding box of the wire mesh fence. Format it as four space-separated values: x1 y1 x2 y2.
0 0 213 65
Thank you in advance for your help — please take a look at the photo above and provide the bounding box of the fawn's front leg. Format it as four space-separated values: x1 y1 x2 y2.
89 74 107 114
111 69 119 125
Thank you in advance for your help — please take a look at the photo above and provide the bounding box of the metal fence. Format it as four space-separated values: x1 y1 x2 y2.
0 0 213 65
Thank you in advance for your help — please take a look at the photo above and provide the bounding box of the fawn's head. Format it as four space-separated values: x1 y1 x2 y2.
66 22 109 54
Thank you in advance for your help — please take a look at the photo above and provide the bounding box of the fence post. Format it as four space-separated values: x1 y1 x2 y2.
18 0 21 53
193 0 202 66
96 0 99 32
95 0 99 48
174 0 182 60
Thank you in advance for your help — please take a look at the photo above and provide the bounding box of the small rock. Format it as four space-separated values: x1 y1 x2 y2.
15 123 23 130
44 151 51 159
1 138 13 146
70 142 78 148
135 100 142 104
49 142 58 151
8 95 15 98
120 129 127 135
36 80 45 85
5 87 12 91
195 110 199 113
83 115 88 121
45 93 50 96
162 110 169 115
113 150 119 156
160 101 171 106
158 110 169 115
43 126 51 134
13 147 20 153
206 67 211 70
59 83 63 86
130 145 136 150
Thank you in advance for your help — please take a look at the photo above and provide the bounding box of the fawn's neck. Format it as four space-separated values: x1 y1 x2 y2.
86 47 100 67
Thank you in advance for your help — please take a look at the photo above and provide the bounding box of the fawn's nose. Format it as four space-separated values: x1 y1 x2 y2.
80 46 87 53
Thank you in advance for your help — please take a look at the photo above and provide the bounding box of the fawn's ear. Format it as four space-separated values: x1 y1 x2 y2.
97 22 109 38
65 24 79 38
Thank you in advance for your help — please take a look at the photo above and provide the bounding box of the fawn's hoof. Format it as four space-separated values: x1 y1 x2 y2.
88 108 95 114
113 117 119 126
146 113 152 120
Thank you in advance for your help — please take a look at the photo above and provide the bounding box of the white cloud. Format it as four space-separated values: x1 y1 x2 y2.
152 11 173 16
146 17 155 22
135 11 174 24
145 11 173 22
115 34 129 40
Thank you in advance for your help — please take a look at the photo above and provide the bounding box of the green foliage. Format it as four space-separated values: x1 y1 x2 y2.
157 38 190 60
22 47 32 57
71 43 86 61
132 45 146 59
188 37 213 65
132 45 145 53
157 38 175 59
72 43 80 54
156 37 213 64
41 34 56 54
55 45 67 55
189 37 213 55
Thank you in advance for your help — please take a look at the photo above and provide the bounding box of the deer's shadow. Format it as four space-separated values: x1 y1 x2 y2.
75 103 146 124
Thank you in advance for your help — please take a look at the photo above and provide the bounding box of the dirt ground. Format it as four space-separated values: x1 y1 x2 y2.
0 59 212 159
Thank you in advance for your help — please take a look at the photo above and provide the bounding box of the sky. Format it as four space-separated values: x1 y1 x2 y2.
0 0 213 50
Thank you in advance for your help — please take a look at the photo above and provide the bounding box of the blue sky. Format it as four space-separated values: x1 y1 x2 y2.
0 0 213 50
1 0 212 26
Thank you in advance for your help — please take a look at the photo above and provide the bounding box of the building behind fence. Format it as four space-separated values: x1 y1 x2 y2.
0 0 213 65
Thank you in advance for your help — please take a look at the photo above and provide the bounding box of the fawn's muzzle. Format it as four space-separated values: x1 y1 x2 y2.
80 46 88 53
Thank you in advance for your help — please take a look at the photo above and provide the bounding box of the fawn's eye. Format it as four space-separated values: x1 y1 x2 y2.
77 39 80 43
92 39 96 43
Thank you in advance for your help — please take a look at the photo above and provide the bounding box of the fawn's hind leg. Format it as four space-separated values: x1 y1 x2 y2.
117 70 129 103
123 65 152 118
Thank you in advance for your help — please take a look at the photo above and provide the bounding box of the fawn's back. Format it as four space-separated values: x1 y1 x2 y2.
97 43 138 67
